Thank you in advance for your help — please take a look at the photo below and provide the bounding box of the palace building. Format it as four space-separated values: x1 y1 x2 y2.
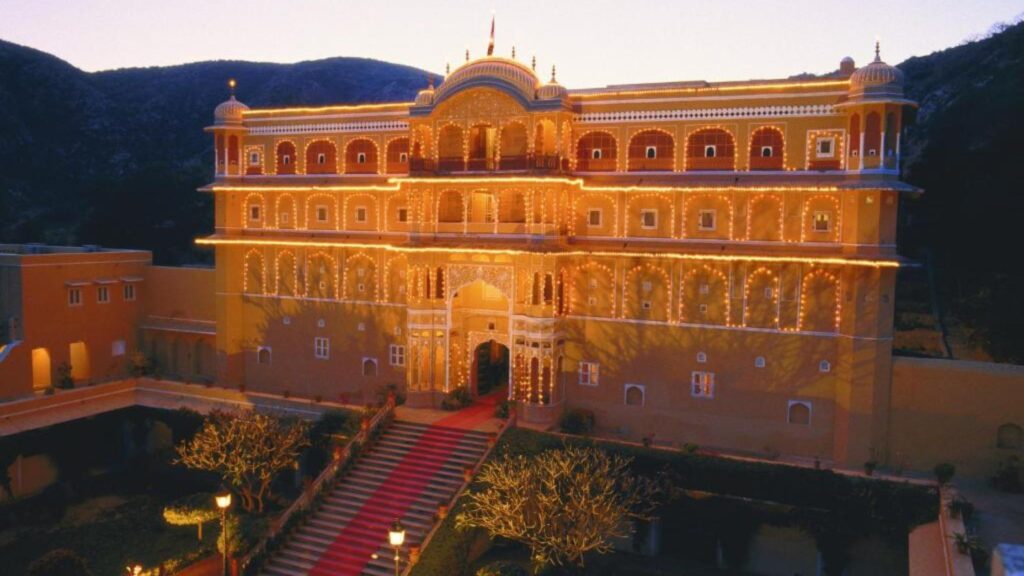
196 40 917 468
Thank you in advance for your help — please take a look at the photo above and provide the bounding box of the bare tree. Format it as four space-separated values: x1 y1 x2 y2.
176 411 310 512
457 445 660 571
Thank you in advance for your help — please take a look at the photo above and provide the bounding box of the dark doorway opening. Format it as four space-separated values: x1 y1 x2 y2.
473 340 509 396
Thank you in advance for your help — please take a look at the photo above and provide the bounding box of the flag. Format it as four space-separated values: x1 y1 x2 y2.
487 15 495 56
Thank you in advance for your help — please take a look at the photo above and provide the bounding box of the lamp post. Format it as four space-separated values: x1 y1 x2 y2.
388 518 406 576
215 491 232 576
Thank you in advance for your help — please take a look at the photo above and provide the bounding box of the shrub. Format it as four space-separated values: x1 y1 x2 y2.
476 561 527 576
378 383 407 406
863 460 878 476
494 399 512 419
217 513 268 557
934 463 956 485
128 351 152 377
163 492 219 540
56 362 74 389
28 548 92 576
441 387 473 411
559 408 595 435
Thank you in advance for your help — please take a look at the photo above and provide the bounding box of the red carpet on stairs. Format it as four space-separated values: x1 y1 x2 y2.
308 394 500 575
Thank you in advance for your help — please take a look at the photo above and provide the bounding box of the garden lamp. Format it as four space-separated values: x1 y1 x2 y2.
389 518 406 576
215 490 232 576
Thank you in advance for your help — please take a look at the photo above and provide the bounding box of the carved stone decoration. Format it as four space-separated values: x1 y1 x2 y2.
447 263 514 299
433 88 527 122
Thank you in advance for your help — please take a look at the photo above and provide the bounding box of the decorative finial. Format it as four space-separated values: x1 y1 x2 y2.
428 75 434 89
465 48 470 62
531 55 536 71
551 65 557 83
228 78 237 96
511 45 516 59
487 12 495 57
874 36 881 62
446 62 450 75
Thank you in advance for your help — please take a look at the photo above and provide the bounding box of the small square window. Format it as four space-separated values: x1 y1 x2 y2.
691 371 715 398
764 287 774 299
624 384 645 406
704 145 716 158
699 303 708 315
250 205 261 221
112 340 126 357
591 148 603 160
123 283 136 301
696 352 707 363
755 356 766 368
389 344 406 366
640 209 657 229
788 400 812 425
819 360 831 373
399 152 408 163
357 283 365 293
645 146 657 159
587 296 597 306
97 286 110 304
68 288 82 307
257 346 272 364
578 362 599 386
356 207 368 223
641 280 652 294
641 300 652 310
357 152 367 164
316 206 328 222
282 154 292 165
249 152 260 165
761 146 773 158
698 209 716 231
699 283 710 295
816 138 835 158
813 211 831 232
317 152 327 164
588 209 602 227
314 337 330 359
397 208 409 223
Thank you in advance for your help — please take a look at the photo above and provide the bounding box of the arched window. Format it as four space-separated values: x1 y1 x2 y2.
227 136 240 173
434 267 445 299
628 130 674 171
345 139 378 174
306 140 337 174
576 132 617 171
849 114 861 159
362 358 378 377
386 138 409 174
749 127 784 170
276 141 297 175
438 125 465 171
624 384 645 406
437 190 465 223
865 112 881 157
997 423 1023 450
257 347 272 365
788 401 811 425
687 129 735 170
499 123 528 170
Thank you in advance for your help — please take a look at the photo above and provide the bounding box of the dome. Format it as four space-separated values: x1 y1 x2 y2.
214 95 249 125
537 81 567 100
415 87 435 106
434 57 540 105
849 45 904 100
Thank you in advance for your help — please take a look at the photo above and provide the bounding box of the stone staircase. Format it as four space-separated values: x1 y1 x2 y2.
261 420 491 576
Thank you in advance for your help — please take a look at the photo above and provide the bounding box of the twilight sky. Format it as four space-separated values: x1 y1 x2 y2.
1 0 1022 88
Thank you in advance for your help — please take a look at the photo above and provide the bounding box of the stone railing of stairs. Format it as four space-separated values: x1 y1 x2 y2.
239 397 396 575
257 408 515 576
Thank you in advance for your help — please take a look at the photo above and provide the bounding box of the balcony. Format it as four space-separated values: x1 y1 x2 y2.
628 158 674 172
687 157 734 171
409 155 564 176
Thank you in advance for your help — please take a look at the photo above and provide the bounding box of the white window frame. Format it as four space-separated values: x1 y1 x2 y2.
813 211 831 232
640 209 658 229
68 288 82 307
698 209 717 231
398 152 408 164
755 356 766 368
317 152 327 165
123 283 136 301
819 360 831 373
282 154 292 165
704 144 716 158
316 205 329 223
761 145 773 158
696 351 707 363
645 145 657 159
389 344 406 367
816 137 835 158
97 286 110 304
578 361 599 386
357 152 367 164
249 152 260 166
588 208 602 228
257 346 272 365
787 400 813 425
314 337 330 359
690 371 715 398
624 383 646 406
591 148 603 160
356 206 368 223
249 204 261 221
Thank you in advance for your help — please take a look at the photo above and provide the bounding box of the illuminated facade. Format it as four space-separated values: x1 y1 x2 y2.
202 43 915 466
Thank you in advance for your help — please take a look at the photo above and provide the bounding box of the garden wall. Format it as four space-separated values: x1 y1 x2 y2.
889 357 1024 477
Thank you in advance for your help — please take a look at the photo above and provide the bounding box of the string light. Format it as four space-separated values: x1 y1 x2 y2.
800 194 842 243
624 127 678 172
805 129 846 170
572 79 850 100
274 250 298 296
742 267 781 328
271 139 298 175
622 263 672 321
745 193 784 241
681 193 734 240
244 102 412 117
274 193 297 229
303 193 339 230
683 126 738 172
797 269 842 333
342 137 381 175
241 193 266 230
747 126 787 171
679 264 730 324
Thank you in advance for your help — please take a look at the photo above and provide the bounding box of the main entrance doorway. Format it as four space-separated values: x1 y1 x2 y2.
472 340 509 397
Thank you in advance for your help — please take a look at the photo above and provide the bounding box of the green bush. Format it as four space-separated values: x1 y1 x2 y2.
494 400 512 419
934 462 956 485
56 362 75 389
476 560 527 576
441 387 473 411
558 408 595 435
217 513 268 557
28 549 92 576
